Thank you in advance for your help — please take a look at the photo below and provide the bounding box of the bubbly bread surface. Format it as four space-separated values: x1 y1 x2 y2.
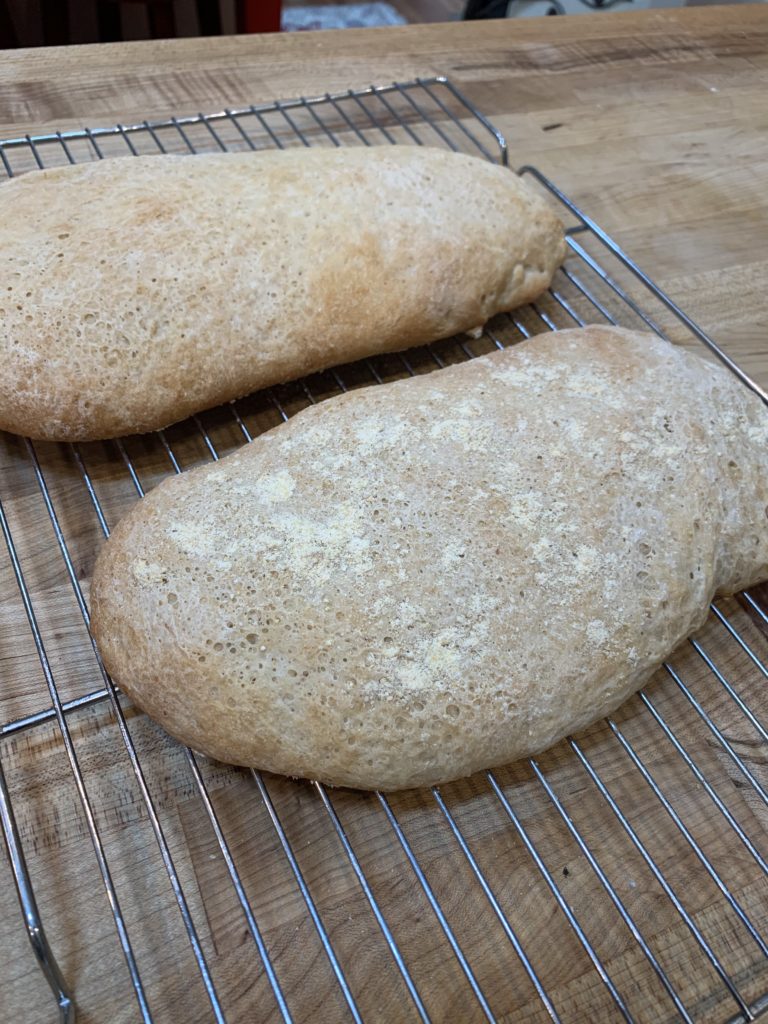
91 327 768 790
0 146 565 440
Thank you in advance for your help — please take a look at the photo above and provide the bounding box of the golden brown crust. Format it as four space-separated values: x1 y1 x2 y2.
0 147 565 441
90 326 768 790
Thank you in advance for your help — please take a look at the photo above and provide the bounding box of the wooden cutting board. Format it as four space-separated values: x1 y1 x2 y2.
1 9 768 1023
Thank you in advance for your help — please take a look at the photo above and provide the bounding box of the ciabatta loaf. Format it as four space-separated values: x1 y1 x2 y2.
0 147 565 440
91 327 768 790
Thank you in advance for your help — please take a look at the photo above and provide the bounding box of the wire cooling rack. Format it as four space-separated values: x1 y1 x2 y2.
1 77 767 1024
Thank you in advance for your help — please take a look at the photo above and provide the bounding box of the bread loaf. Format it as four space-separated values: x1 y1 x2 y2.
0 146 565 441
90 326 768 790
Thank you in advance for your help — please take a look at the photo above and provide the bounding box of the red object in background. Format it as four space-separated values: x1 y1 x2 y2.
0 0 282 48
237 0 281 32
123 0 282 37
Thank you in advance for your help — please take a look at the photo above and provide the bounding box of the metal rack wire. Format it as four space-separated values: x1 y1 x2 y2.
0 77 767 1024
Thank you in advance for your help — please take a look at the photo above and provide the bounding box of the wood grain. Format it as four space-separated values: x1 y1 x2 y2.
0 9 767 1024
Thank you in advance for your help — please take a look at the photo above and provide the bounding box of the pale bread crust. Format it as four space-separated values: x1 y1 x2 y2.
0 147 565 441
90 327 768 790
